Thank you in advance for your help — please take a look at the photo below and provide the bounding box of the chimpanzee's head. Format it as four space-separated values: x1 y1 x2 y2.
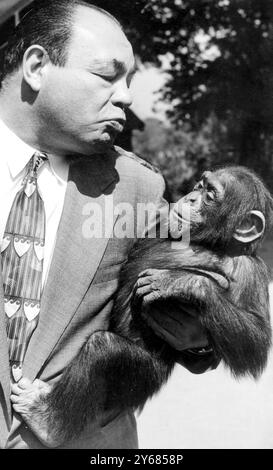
169 166 273 254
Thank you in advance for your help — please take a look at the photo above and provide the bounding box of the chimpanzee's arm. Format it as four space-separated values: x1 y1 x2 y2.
133 267 230 307
134 266 271 378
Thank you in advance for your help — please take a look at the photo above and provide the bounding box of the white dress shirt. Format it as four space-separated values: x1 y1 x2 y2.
0 118 69 288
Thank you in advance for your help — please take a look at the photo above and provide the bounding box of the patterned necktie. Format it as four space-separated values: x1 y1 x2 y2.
1 152 47 382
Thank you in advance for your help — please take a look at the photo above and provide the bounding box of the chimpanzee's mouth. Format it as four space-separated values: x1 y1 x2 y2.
171 207 191 224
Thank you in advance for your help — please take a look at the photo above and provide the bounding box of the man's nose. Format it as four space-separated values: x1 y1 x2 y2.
111 80 133 108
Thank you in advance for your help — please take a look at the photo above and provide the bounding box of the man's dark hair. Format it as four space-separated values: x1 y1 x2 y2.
0 0 121 86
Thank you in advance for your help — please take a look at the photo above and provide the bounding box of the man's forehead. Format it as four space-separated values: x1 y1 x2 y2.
72 6 131 51
68 7 134 70
73 4 119 27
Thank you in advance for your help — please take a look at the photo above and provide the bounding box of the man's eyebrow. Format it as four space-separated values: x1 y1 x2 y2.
88 59 137 76
113 59 137 76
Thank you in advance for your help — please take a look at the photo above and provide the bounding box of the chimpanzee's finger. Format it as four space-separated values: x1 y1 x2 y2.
135 276 154 288
134 285 155 298
141 292 160 305
138 269 156 278
138 269 166 278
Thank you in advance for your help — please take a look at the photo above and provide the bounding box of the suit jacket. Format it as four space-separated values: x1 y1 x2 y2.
0 146 168 448
0 146 216 449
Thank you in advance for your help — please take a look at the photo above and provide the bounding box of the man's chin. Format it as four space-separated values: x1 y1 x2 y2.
91 132 119 152
68 132 119 158
92 138 115 153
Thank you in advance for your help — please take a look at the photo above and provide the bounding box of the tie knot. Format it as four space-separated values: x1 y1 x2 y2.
31 152 48 176
22 152 48 189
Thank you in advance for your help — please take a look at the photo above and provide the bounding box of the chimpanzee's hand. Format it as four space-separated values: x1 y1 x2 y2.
133 269 209 351
133 269 178 306
141 301 209 350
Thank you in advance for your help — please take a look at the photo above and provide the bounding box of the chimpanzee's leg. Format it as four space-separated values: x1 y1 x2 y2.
22 330 172 445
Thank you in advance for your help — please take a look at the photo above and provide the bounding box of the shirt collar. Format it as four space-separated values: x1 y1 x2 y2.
0 118 37 179
47 154 69 185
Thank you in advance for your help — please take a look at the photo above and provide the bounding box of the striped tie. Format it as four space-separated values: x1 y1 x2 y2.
1 152 47 382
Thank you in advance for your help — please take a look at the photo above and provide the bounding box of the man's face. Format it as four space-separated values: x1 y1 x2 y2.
37 7 135 156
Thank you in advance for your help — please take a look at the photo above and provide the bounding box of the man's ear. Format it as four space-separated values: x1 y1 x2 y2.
22 45 49 92
233 210 265 244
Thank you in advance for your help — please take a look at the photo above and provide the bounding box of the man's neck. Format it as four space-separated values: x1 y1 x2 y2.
0 92 39 149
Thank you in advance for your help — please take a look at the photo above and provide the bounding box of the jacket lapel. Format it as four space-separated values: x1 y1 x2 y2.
23 153 119 382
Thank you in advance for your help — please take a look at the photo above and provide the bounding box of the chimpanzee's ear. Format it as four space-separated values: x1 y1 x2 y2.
233 210 265 244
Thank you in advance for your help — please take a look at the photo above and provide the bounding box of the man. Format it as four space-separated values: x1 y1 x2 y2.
0 0 216 449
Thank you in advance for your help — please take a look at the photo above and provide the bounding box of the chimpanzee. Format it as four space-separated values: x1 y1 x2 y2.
14 165 273 446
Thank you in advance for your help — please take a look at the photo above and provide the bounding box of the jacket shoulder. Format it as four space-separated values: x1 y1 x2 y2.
111 145 161 176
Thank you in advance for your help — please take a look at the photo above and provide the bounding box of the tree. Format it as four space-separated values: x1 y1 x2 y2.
90 0 273 188
133 116 226 199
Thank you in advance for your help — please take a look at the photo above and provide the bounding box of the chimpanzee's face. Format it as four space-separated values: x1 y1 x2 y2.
187 170 226 215
169 168 266 250
171 170 227 228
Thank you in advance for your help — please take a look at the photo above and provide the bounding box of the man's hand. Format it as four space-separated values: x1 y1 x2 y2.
11 377 51 416
10 377 61 447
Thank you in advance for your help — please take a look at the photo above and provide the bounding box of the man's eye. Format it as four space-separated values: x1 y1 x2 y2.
100 75 116 82
193 182 203 191
92 72 116 82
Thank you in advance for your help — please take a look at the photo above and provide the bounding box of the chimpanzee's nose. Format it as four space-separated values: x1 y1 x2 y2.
185 191 201 205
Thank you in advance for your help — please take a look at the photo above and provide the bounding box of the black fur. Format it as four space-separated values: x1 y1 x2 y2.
33 166 273 445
